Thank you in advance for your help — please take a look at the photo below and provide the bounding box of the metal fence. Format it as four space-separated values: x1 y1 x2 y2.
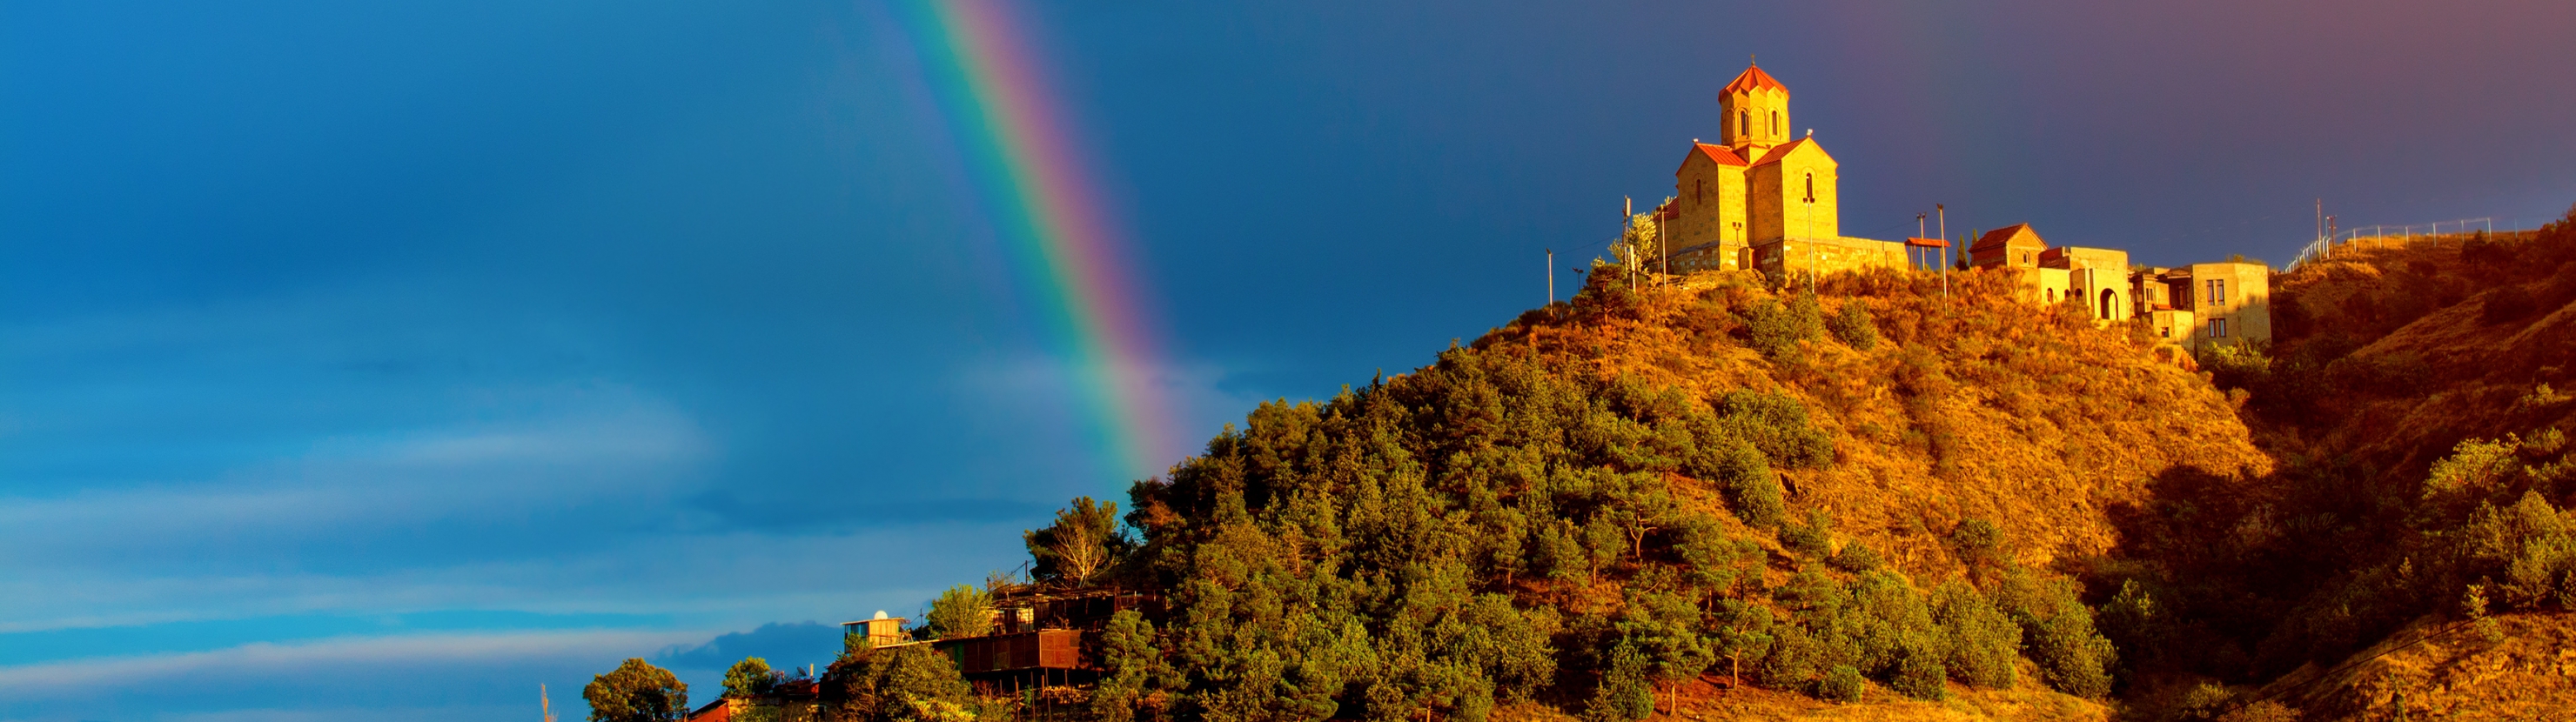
2287 217 2501 269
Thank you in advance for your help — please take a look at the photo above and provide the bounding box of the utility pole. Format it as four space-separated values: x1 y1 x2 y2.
1936 204 1949 298
1660 197 1673 284
1546 248 1554 305
1624 197 1636 291
1916 212 1929 271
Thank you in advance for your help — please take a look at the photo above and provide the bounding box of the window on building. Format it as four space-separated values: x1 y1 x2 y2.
1739 110 1749 139
1803 173 1814 203
2208 318 2227 338
1771 110 1780 136
2206 278 2227 304
2160 326 2170 338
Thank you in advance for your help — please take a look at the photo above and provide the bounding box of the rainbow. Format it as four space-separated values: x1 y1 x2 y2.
892 0 1185 485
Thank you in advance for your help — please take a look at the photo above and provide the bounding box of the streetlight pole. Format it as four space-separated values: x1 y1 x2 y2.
1936 204 1949 298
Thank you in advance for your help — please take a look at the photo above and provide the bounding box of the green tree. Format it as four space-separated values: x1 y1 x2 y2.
1693 438 1782 528
1929 579 2019 689
1024 496 1131 584
1817 665 1864 702
724 657 781 699
1828 299 1878 351
1090 610 1169 722
822 645 976 722
1993 568 2116 698
585 658 689 722
1582 638 1654 722
922 585 994 640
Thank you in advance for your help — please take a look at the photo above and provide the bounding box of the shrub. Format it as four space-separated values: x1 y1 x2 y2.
2095 580 2171 674
1745 289 1824 362
1929 579 2019 689
1829 540 1884 572
1993 569 2116 698
1716 391 1835 468
2029 612 2116 698
1758 623 1823 690
1817 665 1865 702
1781 510 1834 558
2483 284 2539 324
1583 639 1654 722
1950 518 2003 567
1828 300 1879 351
1701 441 1785 528
1888 632 1948 700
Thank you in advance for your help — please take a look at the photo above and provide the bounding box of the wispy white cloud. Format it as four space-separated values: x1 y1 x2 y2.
0 629 697 699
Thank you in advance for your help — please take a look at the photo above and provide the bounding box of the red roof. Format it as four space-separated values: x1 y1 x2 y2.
1723 64 1789 97
1969 224 2043 252
1904 237 1949 248
1688 143 1745 168
1748 137 1817 167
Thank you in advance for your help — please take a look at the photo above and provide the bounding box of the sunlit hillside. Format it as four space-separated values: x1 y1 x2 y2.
1091 264 2273 722
749 209 2576 722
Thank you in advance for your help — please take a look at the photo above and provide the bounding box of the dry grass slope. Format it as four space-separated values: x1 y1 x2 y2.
1486 267 2269 584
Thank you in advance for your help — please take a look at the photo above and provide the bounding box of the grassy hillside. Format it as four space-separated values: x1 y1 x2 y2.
1086 264 2271 722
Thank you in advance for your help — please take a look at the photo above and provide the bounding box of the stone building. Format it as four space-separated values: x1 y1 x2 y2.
1969 224 2133 323
2130 262 2271 347
1967 224 2270 349
1660 63 1903 279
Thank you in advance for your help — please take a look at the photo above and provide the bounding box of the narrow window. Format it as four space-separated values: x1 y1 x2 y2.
2208 318 2227 338
1771 110 1780 137
1739 111 1750 139
1803 172 1815 203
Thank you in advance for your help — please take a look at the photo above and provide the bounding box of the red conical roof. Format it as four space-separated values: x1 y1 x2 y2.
1723 63 1788 97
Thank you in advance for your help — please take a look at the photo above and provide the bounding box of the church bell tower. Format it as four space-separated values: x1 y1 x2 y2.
1719 60 1791 156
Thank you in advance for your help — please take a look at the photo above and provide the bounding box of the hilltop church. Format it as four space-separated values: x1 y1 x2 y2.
1657 62 1907 278
1647 62 2271 352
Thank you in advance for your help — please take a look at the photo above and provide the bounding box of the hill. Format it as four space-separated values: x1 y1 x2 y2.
786 208 2576 722
1082 263 2274 722
2103 211 2576 719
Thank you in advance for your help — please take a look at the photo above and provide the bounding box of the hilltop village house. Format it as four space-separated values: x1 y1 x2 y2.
683 589 1153 722
1651 63 2271 350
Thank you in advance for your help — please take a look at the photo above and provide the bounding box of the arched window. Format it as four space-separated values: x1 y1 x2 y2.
1772 110 1781 137
1803 172 1815 203
1739 110 1749 139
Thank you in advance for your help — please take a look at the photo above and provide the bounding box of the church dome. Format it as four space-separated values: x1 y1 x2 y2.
1723 63 1789 97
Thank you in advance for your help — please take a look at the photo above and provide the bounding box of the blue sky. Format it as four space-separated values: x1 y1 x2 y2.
3 1 2572 719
